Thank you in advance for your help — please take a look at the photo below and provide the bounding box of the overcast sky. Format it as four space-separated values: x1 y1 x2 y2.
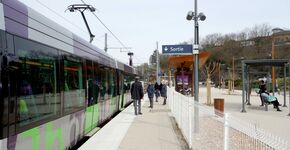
19 0 290 65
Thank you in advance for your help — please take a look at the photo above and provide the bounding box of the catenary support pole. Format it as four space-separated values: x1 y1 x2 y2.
104 33 108 52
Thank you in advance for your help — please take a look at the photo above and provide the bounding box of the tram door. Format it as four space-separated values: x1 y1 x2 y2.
0 33 17 138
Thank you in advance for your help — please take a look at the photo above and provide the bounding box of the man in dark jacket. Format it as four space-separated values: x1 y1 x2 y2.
131 76 144 115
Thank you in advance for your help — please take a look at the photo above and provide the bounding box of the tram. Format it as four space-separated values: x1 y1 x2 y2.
0 0 136 149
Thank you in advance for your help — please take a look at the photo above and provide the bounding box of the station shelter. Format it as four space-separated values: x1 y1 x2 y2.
167 52 210 95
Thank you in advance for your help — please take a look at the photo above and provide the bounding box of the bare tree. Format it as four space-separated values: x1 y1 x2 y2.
204 61 220 105
248 23 272 38
201 33 223 48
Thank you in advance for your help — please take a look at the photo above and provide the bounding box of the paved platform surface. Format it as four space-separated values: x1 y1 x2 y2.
79 96 186 150
79 87 290 150
199 87 290 142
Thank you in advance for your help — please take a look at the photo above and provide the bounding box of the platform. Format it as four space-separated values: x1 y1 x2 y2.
79 96 187 150
79 87 290 150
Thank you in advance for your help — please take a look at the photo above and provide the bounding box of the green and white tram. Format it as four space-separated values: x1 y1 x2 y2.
0 0 136 149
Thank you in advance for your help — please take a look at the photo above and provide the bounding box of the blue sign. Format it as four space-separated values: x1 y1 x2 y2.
162 45 192 55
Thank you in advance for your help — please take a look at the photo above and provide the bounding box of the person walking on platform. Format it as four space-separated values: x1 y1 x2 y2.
147 81 155 108
154 82 160 102
160 80 167 105
131 76 144 115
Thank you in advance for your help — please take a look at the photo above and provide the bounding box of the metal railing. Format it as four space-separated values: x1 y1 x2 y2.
167 87 290 150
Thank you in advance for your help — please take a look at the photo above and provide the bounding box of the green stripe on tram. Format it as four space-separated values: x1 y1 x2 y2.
85 103 100 134
92 104 99 127
21 128 40 150
20 122 64 150
85 106 94 134
45 123 64 150
119 94 124 110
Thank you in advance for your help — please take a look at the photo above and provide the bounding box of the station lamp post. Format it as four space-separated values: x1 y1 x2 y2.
186 0 206 100
186 0 206 140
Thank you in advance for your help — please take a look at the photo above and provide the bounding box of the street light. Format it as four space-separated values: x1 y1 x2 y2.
186 0 206 99
186 0 206 140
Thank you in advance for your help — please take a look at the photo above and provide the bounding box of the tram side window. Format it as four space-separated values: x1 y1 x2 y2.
124 75 132 93
112 69 118 97
98 66 108 100
63 55 85 113
118 72 124 95
92 62 100 104
14 36 60 126
0 32 14 54
85 60 94 106
6 34 15 54
108 69 114 98
86 60 100 106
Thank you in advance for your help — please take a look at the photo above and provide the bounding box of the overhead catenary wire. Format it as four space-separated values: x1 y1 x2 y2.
32 0 144 65
80 0 131 53
35 0 88 34
80 0 145 65
28 0 150 65
92 16 150 62
33 1 111 47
